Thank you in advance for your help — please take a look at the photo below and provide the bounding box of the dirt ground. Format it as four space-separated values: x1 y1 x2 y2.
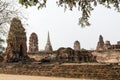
0 74 93 80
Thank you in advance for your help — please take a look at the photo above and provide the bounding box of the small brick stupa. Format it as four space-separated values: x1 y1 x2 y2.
74 40 80 51
28 32 39 53
96 35 104 51
5 18 27 62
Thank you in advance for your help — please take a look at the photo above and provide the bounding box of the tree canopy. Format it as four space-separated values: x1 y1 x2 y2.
0 0 25 36
19 0 120 27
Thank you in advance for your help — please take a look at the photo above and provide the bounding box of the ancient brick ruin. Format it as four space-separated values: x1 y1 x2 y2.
5 18 27 62
3 20 120 64
36 47 96 63
0 17 119 80
28 32 39 53
58 48 96 63
104 40 111 50
74 40 80 51
96 35 120 50
110 41 120 50
45 32 53 52
96 35 104 50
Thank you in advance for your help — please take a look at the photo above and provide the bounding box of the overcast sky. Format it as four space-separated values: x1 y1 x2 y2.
22 0 120 50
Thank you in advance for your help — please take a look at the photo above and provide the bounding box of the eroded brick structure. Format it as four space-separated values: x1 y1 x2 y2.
5 18 27 62
74 40 80 51
56 48 96 63
96 35 120 51
110 42 120 50
28 32 39 53
96 35 104 50
104 40 111 50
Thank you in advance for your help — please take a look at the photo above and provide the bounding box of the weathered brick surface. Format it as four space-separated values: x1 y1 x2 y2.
0 63 119 80
29 32 39 53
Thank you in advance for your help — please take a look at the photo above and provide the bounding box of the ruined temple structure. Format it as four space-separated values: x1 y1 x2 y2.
96 35 120 50
109 41 120 50
74 40 80 51
45 32 53 52
5 18 28 62
56 48 96 63
28 32 39 53
96 35 104 50
104 40 111 50
38 47 96 63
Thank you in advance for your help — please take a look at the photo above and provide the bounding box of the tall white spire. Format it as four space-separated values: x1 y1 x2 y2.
45 31 53 52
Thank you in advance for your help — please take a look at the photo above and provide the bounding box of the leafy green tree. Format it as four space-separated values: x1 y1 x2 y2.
19 0 120 27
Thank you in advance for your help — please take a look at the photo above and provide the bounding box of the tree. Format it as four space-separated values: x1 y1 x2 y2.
19 0 120 27
0 0 25 35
